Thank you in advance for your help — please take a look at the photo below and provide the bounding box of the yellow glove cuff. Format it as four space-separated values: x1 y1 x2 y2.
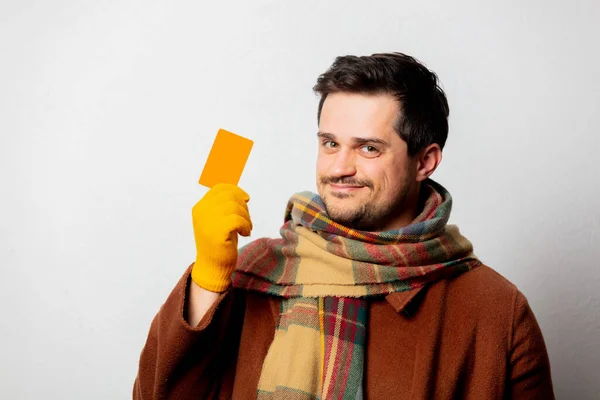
191 260 235 293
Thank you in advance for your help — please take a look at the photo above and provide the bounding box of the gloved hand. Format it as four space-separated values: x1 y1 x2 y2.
191 183 252 292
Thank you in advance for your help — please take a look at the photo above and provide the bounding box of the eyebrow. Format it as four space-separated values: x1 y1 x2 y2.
317 131 391 148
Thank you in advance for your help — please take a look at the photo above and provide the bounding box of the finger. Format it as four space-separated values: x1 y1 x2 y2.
192 197 251 230
207 190 251 211
193 188 246 218
222 214 253 237
205 184 250 203
215 201 252 226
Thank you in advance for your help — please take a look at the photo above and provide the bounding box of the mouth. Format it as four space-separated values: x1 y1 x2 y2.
329 183 365 193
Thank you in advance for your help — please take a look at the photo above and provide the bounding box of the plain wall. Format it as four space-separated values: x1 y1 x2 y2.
1 0 599 398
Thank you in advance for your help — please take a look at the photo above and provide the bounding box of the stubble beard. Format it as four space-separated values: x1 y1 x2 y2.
321 183 411 232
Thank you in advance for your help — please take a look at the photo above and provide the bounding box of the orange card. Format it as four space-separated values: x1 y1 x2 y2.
199 129 254 188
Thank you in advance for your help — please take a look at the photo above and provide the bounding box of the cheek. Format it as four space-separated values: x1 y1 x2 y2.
316 154 330 176
363 161 404 192
385 162 412 194
360 163 386 189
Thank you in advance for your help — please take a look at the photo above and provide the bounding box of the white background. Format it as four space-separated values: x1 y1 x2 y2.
1 1 599 398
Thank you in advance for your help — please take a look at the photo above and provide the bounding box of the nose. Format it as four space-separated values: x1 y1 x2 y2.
329 148 357 178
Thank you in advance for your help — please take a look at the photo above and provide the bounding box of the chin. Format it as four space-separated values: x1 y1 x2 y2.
325 203 358 222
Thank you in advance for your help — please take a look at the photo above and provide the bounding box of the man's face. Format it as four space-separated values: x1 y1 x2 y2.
316 92 417 231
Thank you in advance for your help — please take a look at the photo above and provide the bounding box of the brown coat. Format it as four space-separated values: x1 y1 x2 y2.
133 264 554 399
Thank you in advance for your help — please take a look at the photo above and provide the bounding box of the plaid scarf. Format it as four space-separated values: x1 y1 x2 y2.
231 179 481 399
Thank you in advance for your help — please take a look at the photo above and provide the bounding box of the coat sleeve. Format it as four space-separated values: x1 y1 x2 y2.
508 290 555 399
132 264 245 400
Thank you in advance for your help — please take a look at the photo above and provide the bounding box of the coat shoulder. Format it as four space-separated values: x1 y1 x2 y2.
450 263 519 299
441 264 523 320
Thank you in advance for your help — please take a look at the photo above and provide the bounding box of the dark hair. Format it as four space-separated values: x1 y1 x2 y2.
313 52 449 156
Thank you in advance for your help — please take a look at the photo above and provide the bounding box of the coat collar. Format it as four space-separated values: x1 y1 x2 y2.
385 286 427 317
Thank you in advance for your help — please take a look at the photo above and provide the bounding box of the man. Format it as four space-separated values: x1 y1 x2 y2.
133 52 554 399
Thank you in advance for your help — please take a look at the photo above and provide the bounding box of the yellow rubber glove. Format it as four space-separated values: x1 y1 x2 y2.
191 183 252 292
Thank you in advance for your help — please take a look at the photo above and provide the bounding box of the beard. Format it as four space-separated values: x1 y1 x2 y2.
319 175 413 232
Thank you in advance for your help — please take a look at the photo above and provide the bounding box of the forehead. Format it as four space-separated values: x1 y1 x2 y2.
319 92 400 141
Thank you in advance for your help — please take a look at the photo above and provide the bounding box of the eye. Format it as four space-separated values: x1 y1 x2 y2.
361 145 378 153
323 140 337 148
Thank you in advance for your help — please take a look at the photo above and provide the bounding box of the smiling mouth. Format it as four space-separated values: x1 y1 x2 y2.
329 184 364 191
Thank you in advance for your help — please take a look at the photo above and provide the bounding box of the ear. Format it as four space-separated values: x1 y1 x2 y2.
415 144 442 182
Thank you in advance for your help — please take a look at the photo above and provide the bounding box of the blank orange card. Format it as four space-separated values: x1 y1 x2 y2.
199 129 254 188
